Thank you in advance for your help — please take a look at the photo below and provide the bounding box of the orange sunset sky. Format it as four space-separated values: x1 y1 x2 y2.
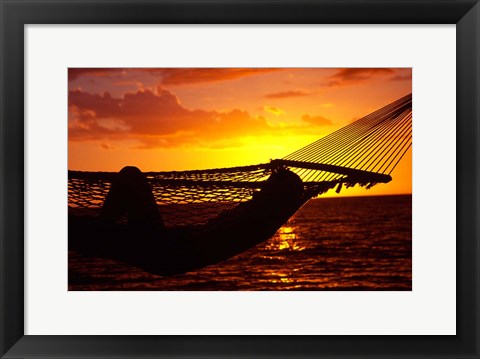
68 68 412 197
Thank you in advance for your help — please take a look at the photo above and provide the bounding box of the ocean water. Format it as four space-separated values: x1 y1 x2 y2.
69 194 412 291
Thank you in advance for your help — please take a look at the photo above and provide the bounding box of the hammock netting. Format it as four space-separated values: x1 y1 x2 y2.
69 93 412 228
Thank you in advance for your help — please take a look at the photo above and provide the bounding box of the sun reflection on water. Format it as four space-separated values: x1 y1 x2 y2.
265 225 305 251
261 224 307 287
265 271 296 286
271 278 294 284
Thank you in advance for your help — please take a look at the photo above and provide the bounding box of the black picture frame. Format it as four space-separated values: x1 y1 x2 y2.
1 0 479 358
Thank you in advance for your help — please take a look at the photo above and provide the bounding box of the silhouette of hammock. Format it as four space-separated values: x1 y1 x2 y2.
68 93 412 275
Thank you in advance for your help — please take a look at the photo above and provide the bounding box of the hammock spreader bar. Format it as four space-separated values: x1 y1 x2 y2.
269 159 392 184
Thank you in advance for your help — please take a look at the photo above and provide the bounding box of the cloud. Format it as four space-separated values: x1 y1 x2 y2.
323 68 395 87
69 87 277 148
264 90 308 99
69 68 280 85
100 143 115 150
156 68 280 86
113 80 147 90
301 114 333 126
263 106 285 116
69 68 126 82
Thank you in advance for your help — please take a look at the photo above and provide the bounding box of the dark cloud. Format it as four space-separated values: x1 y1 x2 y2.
157 68 280 86
323 68 395 87
264 106 284 116
264 90 309 99
69 68 280 85
69 68 126 82
100 143 115 150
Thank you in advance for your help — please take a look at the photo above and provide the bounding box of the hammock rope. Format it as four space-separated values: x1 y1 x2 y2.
68 93 412 227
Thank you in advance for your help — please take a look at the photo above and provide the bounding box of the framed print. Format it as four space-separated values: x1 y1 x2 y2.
1 0 479 358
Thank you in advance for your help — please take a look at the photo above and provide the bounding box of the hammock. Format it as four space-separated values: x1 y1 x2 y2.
68 93 412 275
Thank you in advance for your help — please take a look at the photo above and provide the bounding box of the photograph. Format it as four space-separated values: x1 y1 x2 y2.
68 67 412 291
